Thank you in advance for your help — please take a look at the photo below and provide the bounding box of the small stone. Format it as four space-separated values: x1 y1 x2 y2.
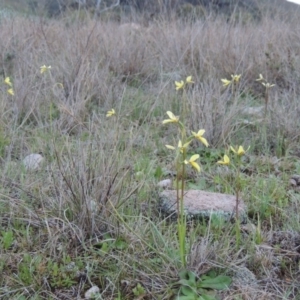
231 267 257 287
89 200 98 211
291 174 300 184
22 153 44 170
85 286 100 299
242 106 264 118
159 190 247 222
157 179 172 189
289 178 297 187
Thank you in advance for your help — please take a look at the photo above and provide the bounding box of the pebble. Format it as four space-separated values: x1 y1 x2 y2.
22 153 44 170
157 179 172 189
291 174 300 184
84 286 100 299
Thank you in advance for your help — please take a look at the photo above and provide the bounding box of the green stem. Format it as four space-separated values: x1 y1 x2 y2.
235 220 241 249
176 169 179 222
235 156 241 221
176 144 187 268
235 156 241 248
264 88 269 119
182 89 187 123
180 159 186 267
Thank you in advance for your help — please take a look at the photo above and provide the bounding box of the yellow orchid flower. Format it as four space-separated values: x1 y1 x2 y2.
106 108 116 117
184 154 201 172
221 78 231 87
231 74 241 83
262 82 275 88
256 74 274 88
256 74 264 81
186 76 194 84
162 111 179 124
178 140 191 153
4 77 12 87
165 140 190 153
217 154 230 165
40 65 51 74
221 74 241 87
7 88 14 96
192 130 209 147
175 80 185 91
230 145 249 156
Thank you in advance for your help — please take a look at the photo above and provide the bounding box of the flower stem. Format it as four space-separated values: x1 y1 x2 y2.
175 143 187 268
264 88 269 118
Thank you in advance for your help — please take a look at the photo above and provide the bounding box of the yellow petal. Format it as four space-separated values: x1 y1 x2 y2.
166 111 176 119
199 137 209 147
190 161 200 172
40 65 51 74
237 146 245 156
221 79 231 87
256 74 264 81
192 129 205 137
230 146 237 154
162 119 173 124
178 140 190 148
231 145 249 156
189 154 200 162
231 74 241 83
239 145 250 155
165 145 175 150
264 83 275 88
192 130 209 147
4 77 12 87
40 65 46 74
106 108 115 117
186 76 194 84
163 111 179 124
217 154 230 165
175 80 184 90
185 154 200 172
7 88 14 96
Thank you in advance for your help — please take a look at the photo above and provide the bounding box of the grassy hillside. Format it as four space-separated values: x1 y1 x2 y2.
0 4 300 300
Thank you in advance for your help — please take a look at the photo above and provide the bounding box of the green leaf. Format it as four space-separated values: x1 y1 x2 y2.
154 166 163 179
133 283 145 296
179 270 197 284
179 279 197 288
100 242 109 253
207 270 217 278
180 285 195 296
198 275 232 290
2 230 14 250
200 294 217 300
114 238 128 250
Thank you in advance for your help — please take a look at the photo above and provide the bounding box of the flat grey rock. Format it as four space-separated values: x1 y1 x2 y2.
159 190 247 221
231 267 258 287
22 153 44 170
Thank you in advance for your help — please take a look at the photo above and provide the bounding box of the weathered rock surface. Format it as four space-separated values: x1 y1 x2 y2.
289 174 300 192
231 267 258 287
159 190 247 221
85 286 100 299
22 153 44 171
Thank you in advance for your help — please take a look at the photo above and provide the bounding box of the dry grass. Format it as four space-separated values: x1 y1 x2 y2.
0 4 300 299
